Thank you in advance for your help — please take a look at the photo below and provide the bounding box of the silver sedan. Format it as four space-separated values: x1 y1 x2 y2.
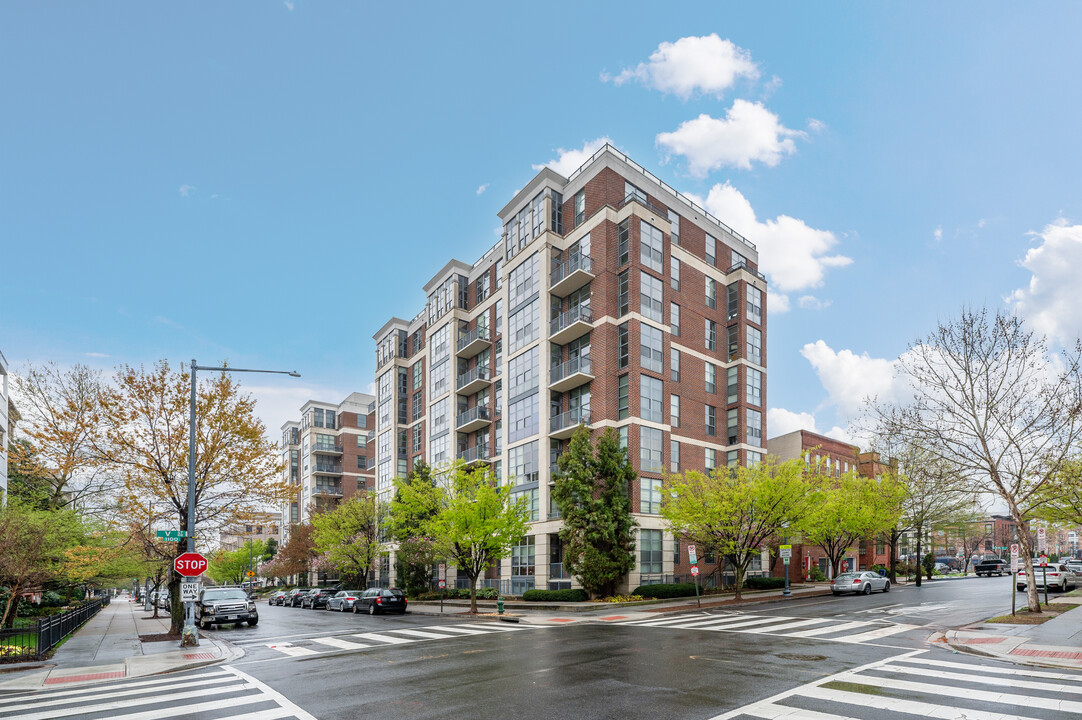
831 571 891 596
327 590 362 611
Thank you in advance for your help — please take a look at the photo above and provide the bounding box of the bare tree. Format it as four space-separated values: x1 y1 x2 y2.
871 307 1082 611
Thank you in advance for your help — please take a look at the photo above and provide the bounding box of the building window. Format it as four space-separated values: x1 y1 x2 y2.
618 218 630 266
746 368 762 406
705 319 717 351
747 409 762 448
618 270 630 316
357 435 367 449
618 375 629 420
671 348 681 381
574 191 585 226
705 362 717 393
671 257 681 290
641 323 663 373
670 303 681 337
706 277 716 309
508 441 539 484
641 375 663 423
670 439 680 473
705 448 716 471
412 392 424 421
509 393 539 443
512 535 536 577
727 450 740 468
747 327 762 365
641 529 663 573
669 210 680 245
727 366 739 405
641 477 662 514
640 427 663 472
512 487 540 522
618 426 629 451
706 234 717 267
640 221 664 272
747 285 762 325
413 362 423 390
670 395 680 428
356 454 367 470
727 325 739 361
727 283 739 321
618 322 630 368
509 300 539 353
727 408 739 445
640 271 663 322
705 405 716 436
412 428 423 453
476 272 490 303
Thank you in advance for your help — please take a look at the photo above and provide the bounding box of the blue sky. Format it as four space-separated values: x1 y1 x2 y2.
3 3 1082 444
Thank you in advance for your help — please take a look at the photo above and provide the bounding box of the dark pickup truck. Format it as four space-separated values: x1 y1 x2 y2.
975 558 1009 576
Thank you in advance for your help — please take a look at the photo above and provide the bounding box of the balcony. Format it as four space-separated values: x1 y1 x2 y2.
313 461 342 475
456 366 491 395
313 484 343 497
313 444 343 456
456 405 491 433
550 255 594 297
456 444 490 467
549 408 591 439
549 356 593 393
549 305 593 345
456 326 490 357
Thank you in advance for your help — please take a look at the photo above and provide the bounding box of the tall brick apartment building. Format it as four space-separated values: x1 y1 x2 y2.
279 393 376 554
373 144 769 594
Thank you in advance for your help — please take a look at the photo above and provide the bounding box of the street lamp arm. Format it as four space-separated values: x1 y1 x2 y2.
193 364 300 377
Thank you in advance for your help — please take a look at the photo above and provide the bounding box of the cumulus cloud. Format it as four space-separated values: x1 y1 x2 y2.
83 352 110 358
798 295 831 311
602 34 759 100
933 226 943 242
806 118 826 133
656 100 804 175
533 137 613 178
248 382 346 445
476 184 489 195
701 182 852 293
771 292 791 314
768 407 818 437
1008 220 1082 346
179 184 195 197
800 340 903 418
284 0 294 10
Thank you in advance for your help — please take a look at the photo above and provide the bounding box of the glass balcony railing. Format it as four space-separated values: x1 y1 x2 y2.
457 326 490 352
550 356 592 384
550 305 592 336
456 366 491 390
550 255 592 286
550 407 591 434
456 405 491 428
457 444 490 464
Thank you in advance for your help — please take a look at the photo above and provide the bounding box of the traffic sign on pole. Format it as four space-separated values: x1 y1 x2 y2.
246 571 256 578
779 545 792 559
688 544 697 565
181 582 200 602
174 552 208 577
157 530 188 541
690 566 699 576
1038 527 1047 553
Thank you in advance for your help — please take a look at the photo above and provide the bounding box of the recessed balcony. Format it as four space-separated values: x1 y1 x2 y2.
457 326 490 357
549 305 593 345
313 444 343 456
313 461 342 476
549 408 591 439
313 483 343 496
548 356 593 393
456 405 491 433
457 366 491 395
550 255 594 297
456 444 490 467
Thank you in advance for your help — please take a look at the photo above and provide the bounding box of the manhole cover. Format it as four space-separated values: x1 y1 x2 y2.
776 653 826 661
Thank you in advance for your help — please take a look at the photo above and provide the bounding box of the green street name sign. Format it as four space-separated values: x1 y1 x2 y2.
156 530 188 540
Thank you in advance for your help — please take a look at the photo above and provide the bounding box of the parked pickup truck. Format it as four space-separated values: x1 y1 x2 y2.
975 558 1009 576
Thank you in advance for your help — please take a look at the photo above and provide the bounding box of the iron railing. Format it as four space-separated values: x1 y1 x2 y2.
0 596 109 663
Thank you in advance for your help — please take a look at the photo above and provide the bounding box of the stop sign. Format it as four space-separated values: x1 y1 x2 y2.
175 552 208 577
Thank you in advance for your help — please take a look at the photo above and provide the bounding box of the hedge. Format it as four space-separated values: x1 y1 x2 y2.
521 589 589 602
744 576 786 590
632 583 698 598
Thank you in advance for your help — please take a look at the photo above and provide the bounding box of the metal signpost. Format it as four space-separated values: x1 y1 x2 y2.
1040 554 1049 607
438 564 446 613
180 581 200 603
1010 543 1019 615
780 545 792 597
688 545 700 608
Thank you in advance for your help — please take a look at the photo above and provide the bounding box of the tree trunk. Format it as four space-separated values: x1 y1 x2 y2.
468 575 478 613
914 530 923 587
168 571 183 635
888 530 900 584
1017 524 1041 613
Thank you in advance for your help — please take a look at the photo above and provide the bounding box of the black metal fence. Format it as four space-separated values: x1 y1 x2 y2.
0 596 110 663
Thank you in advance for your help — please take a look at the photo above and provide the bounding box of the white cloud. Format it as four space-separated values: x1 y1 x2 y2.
978 219 987 229
771 292 791 314
933 226 943 242
656 101 804 175
701 182 851 293
248 382 345 444
364 380 376 396
83 352 110 358
797 295 831 311
1008 220 1082 346
476 184 489 195
761 75 782 101
533 137 613 178
806 118 826 133
768 408 818 437
800 340 902 418
283 0 294 10
602 34 759 100
179 184 195 197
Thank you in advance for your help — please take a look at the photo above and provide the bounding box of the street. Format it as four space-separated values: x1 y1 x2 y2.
2 576 1079 719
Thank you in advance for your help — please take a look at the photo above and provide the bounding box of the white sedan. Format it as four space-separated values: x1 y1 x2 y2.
1016 564 1078 592
831 571 891 596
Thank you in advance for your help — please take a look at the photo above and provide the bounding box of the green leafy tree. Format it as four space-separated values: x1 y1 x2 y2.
662 457 811 601
552 427 637 599
207 540 268 585
797 470 904 578
389 462 441 596
311 494 385 589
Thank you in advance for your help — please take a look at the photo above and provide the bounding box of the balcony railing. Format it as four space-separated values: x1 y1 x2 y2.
726 260 766 282
456 405 491 429
620 191 669 220
550 356 591 384
313 484 343 496
550 305 592 337
314 461 342 474
550 407 591 435
551 254 592 285
456 366 490 391
313 444 343 454
456 326 490 353
457 444 490 464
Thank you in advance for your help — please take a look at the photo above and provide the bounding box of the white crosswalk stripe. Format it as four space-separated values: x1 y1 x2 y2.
617 612 919 644
264 622 541 658
710 649 1082 720
0 666 314 720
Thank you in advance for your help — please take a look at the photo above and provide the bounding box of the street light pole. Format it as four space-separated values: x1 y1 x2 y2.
182 360 300 648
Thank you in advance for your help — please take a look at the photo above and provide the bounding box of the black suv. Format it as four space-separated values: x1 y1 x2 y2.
975 558 1009 576
302 587 339 609
285 588 312 607
195 587 258 628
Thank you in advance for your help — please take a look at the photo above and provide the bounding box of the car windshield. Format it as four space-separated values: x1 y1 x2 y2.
204 589 247 601
834 573 860 581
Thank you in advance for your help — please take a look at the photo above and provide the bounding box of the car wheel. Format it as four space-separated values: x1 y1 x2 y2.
369 603 376 616
883 581 891 593
862 584 871 595
832 591 840 596
248 618 258 626
353 603 361 614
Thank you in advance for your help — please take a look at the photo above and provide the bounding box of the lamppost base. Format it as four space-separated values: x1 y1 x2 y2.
782 590 792 596
180 624 199 648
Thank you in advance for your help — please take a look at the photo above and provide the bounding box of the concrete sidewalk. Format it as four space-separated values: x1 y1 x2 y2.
0 596 241 692
943 594 1082 670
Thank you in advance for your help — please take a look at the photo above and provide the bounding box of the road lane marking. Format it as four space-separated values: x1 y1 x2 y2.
425 625 494 635
783 620 870 638
833 623 920 643
351 632 417 645
801 685 1046 720
741 618 831 634
309 637 370 650
388 629 457 640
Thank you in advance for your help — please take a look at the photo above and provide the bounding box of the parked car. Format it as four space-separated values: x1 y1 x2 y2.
354 588 408 614
975 558 1009 577
195 586 258 628
156 590 172 609
1016 564 1078 592
1066 562 1082 576
285 588 312 607
327 591 363 612
831 571 891 596
302 587 339 609
268 590 289 606
935 556 963 571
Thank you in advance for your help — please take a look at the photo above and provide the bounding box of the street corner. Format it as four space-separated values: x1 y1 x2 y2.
125 637 244 680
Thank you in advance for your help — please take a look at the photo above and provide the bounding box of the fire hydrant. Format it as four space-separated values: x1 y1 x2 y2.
497 596 505 615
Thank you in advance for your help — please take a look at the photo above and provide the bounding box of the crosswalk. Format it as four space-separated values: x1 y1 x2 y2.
0 666 314 720
712 649 1082 720
265 622 540 658
617 612 920 644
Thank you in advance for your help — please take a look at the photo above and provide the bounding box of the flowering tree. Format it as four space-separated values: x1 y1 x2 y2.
311 495 385 588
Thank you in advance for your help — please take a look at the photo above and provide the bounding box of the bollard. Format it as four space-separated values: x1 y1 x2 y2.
497 596 505 615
